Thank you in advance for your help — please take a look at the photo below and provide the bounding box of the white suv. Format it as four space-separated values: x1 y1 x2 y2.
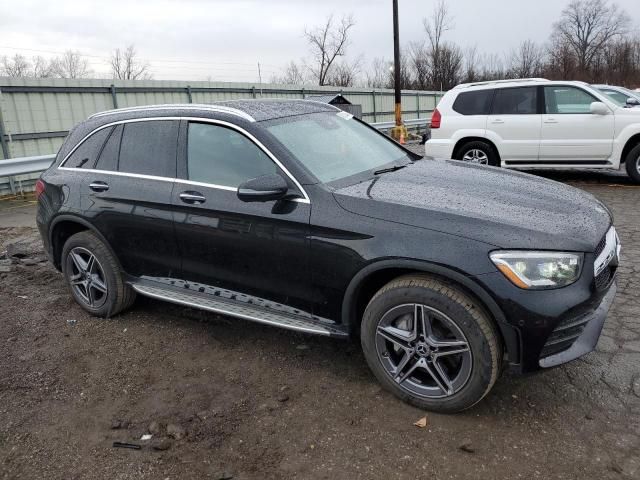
425 78 640 183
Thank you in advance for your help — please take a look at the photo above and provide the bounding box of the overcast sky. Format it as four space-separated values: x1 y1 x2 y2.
1 0 638 82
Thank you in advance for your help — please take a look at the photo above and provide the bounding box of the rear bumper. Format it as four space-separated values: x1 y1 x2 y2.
424 139 454 159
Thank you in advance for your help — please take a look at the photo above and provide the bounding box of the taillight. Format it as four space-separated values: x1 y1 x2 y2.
430 108 441 129
35 179 46 199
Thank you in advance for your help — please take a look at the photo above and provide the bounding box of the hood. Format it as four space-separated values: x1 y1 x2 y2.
333 160 611 251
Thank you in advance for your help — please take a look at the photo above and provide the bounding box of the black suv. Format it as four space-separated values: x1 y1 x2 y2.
36 100 619 412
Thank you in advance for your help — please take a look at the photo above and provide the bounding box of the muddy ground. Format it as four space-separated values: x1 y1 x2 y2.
1 170 639 479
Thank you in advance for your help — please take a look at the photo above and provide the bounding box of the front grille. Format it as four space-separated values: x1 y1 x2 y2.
595 265 615 290
540 313 591 358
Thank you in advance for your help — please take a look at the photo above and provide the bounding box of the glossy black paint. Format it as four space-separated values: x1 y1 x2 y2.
37 101 616 374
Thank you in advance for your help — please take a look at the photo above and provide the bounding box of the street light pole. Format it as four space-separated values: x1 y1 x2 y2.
391 0 407 142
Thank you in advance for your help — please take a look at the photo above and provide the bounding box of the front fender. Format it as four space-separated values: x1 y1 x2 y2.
342 258 521 368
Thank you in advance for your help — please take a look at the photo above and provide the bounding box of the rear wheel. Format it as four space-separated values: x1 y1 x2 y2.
361 275 502 413
61 231 136 317
624 144 640 184
456 140 499 167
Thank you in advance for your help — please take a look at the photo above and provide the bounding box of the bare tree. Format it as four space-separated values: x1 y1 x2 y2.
32 56 53 78
409 41 430 89
326 57 362 87
304 14 356 86
365 57 392 88
0 54 31 77
272 60 306 85
50 51 91 79
553 0 630 76
462 46 480 83
110 45 152 80
507 40 544 78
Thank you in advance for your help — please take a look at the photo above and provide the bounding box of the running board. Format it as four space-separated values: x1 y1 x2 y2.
129 281 348 338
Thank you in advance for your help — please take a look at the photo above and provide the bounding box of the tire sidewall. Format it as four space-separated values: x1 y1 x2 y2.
61 233 120 317
361 283 498 413
625 144 640 183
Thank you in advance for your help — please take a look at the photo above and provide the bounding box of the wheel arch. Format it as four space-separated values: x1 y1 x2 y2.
341 259 521 366
620 133 640 165
452 137 501 162
49 215 114 271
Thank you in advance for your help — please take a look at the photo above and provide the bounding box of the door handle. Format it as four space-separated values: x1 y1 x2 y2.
544 118 558 124
179 191 206 204
491 119 504 124
89 181 109 192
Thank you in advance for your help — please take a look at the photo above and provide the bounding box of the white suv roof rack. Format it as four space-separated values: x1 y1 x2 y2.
453 78 549 89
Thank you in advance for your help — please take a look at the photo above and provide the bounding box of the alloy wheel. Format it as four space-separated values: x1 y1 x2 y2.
462 149 489 164
66 247 108 308
375 304 473 398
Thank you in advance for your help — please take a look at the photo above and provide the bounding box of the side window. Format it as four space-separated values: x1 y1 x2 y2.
187 122 277 188
64 127 113 168
545 86 597 114
452 90 493 115
491 87 537 115
119 121 179 177
95 124 122 172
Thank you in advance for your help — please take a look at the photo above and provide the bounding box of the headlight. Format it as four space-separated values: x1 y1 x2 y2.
490 251 583 289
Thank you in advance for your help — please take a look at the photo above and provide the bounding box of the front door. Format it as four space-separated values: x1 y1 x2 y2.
171 120 313 315
539 85 615 162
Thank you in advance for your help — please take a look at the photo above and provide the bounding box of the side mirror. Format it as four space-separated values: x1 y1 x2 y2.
237 174 289 202
590 101 609 115
626 97 640 107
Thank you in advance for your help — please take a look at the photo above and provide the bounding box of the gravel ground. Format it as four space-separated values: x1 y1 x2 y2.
1 166 639 480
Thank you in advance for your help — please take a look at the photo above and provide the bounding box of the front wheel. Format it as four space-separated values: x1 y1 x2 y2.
456 141 499 167
625 144 640 184
360 275 502 413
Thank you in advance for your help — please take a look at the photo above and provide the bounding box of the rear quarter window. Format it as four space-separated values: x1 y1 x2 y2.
63 127 113 168
452 90 493 115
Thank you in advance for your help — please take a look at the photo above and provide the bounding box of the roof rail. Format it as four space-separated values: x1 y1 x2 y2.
453 78 549 89
88 104 255 122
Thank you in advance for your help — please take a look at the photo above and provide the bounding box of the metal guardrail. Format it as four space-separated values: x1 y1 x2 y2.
0 119 430 194
0 154 56 177
371 118 430 131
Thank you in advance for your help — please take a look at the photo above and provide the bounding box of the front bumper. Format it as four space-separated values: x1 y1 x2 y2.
539 282 616 368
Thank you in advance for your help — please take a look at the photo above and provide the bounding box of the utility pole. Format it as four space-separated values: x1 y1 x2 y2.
257 62 263 96
391 0 407 143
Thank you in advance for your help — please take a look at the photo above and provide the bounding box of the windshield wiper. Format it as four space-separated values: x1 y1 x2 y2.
373 164 408 175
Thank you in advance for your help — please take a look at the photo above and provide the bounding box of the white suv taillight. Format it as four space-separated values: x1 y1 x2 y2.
431 108 441 129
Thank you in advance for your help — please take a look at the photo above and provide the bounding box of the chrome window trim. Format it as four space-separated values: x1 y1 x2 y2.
88 104 255 122
58 116 310 204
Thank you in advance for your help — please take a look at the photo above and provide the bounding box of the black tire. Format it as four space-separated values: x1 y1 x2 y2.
361 275 502 413
61 231 136 317
624 143 640 184
455 140 500 167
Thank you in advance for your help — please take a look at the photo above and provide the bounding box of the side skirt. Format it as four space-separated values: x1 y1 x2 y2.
128 277 349 338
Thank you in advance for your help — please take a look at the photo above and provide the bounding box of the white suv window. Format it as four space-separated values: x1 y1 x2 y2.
491 87 537 115
544 86 597 114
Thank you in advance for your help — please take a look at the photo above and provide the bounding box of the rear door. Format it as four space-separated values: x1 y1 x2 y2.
539 85 615 162
486 86 541 162
81 119 180 277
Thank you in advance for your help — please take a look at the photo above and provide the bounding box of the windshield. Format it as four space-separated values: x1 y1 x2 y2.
597 88 629 106
264 112 410 183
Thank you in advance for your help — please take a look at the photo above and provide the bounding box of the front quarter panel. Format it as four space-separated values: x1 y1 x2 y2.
306 185 498 322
